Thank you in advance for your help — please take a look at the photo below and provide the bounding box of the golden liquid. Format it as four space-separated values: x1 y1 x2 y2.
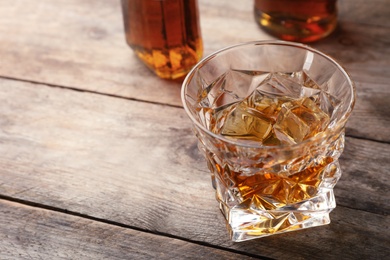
202 72 342 238
121 0 203 79
230 156 333 210
210 95 332 209
213 97 330 145
254 0 337 42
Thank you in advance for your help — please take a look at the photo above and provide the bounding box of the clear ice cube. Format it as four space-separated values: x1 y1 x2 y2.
198 69 341 146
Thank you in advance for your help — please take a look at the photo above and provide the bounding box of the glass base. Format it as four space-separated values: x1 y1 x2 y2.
217 188 335 242
225 205 331 242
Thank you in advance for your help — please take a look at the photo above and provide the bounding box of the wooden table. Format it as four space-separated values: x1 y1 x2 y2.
0 0 389 259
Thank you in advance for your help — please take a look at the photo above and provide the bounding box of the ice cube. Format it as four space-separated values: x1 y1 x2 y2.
219 102 273 142
290 70 320 89
255 73 302 99
273 98 330 144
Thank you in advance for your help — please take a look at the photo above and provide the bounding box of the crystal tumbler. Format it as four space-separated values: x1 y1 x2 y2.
181 41 355 242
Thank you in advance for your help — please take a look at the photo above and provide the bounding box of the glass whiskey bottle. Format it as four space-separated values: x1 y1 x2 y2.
121 0 203 79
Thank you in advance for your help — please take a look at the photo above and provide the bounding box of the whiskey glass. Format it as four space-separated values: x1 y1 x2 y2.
181 41 355 242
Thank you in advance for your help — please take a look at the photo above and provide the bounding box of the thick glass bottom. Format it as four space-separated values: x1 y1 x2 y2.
218 190 334 242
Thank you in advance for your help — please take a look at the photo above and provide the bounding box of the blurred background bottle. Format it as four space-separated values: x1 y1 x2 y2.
254 0 338 43
121 0 203 79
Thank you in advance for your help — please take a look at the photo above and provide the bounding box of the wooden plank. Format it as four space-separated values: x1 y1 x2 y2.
0 0 183 106
0 0 389 111
0 200 257 260
0 79 389 259
0 0 388 142
344 81 390 143
1 199 387 260
338 0 390 27
337 137 390 215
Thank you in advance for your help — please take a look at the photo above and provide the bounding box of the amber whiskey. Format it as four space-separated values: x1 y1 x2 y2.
254 0 337 42
121 0 203 79
203 71 342 238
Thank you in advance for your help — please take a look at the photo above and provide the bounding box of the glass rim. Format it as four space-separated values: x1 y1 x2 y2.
181 40 356 150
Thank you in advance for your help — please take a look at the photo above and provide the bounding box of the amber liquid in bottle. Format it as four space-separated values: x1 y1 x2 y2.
254 0 337 43
121 0 203 79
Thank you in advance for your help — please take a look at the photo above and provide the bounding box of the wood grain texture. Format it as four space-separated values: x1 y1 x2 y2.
0 78 388 259
0 0 389 259
0 1 389 143
0 200 257 260
338 0 390 27
0 0 388 143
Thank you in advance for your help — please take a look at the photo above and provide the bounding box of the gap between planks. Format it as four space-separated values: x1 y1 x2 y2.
0 75 183 109
1 74 389 146
0 194 272 260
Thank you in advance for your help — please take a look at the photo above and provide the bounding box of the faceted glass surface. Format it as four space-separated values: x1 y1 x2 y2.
182 41 355 242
